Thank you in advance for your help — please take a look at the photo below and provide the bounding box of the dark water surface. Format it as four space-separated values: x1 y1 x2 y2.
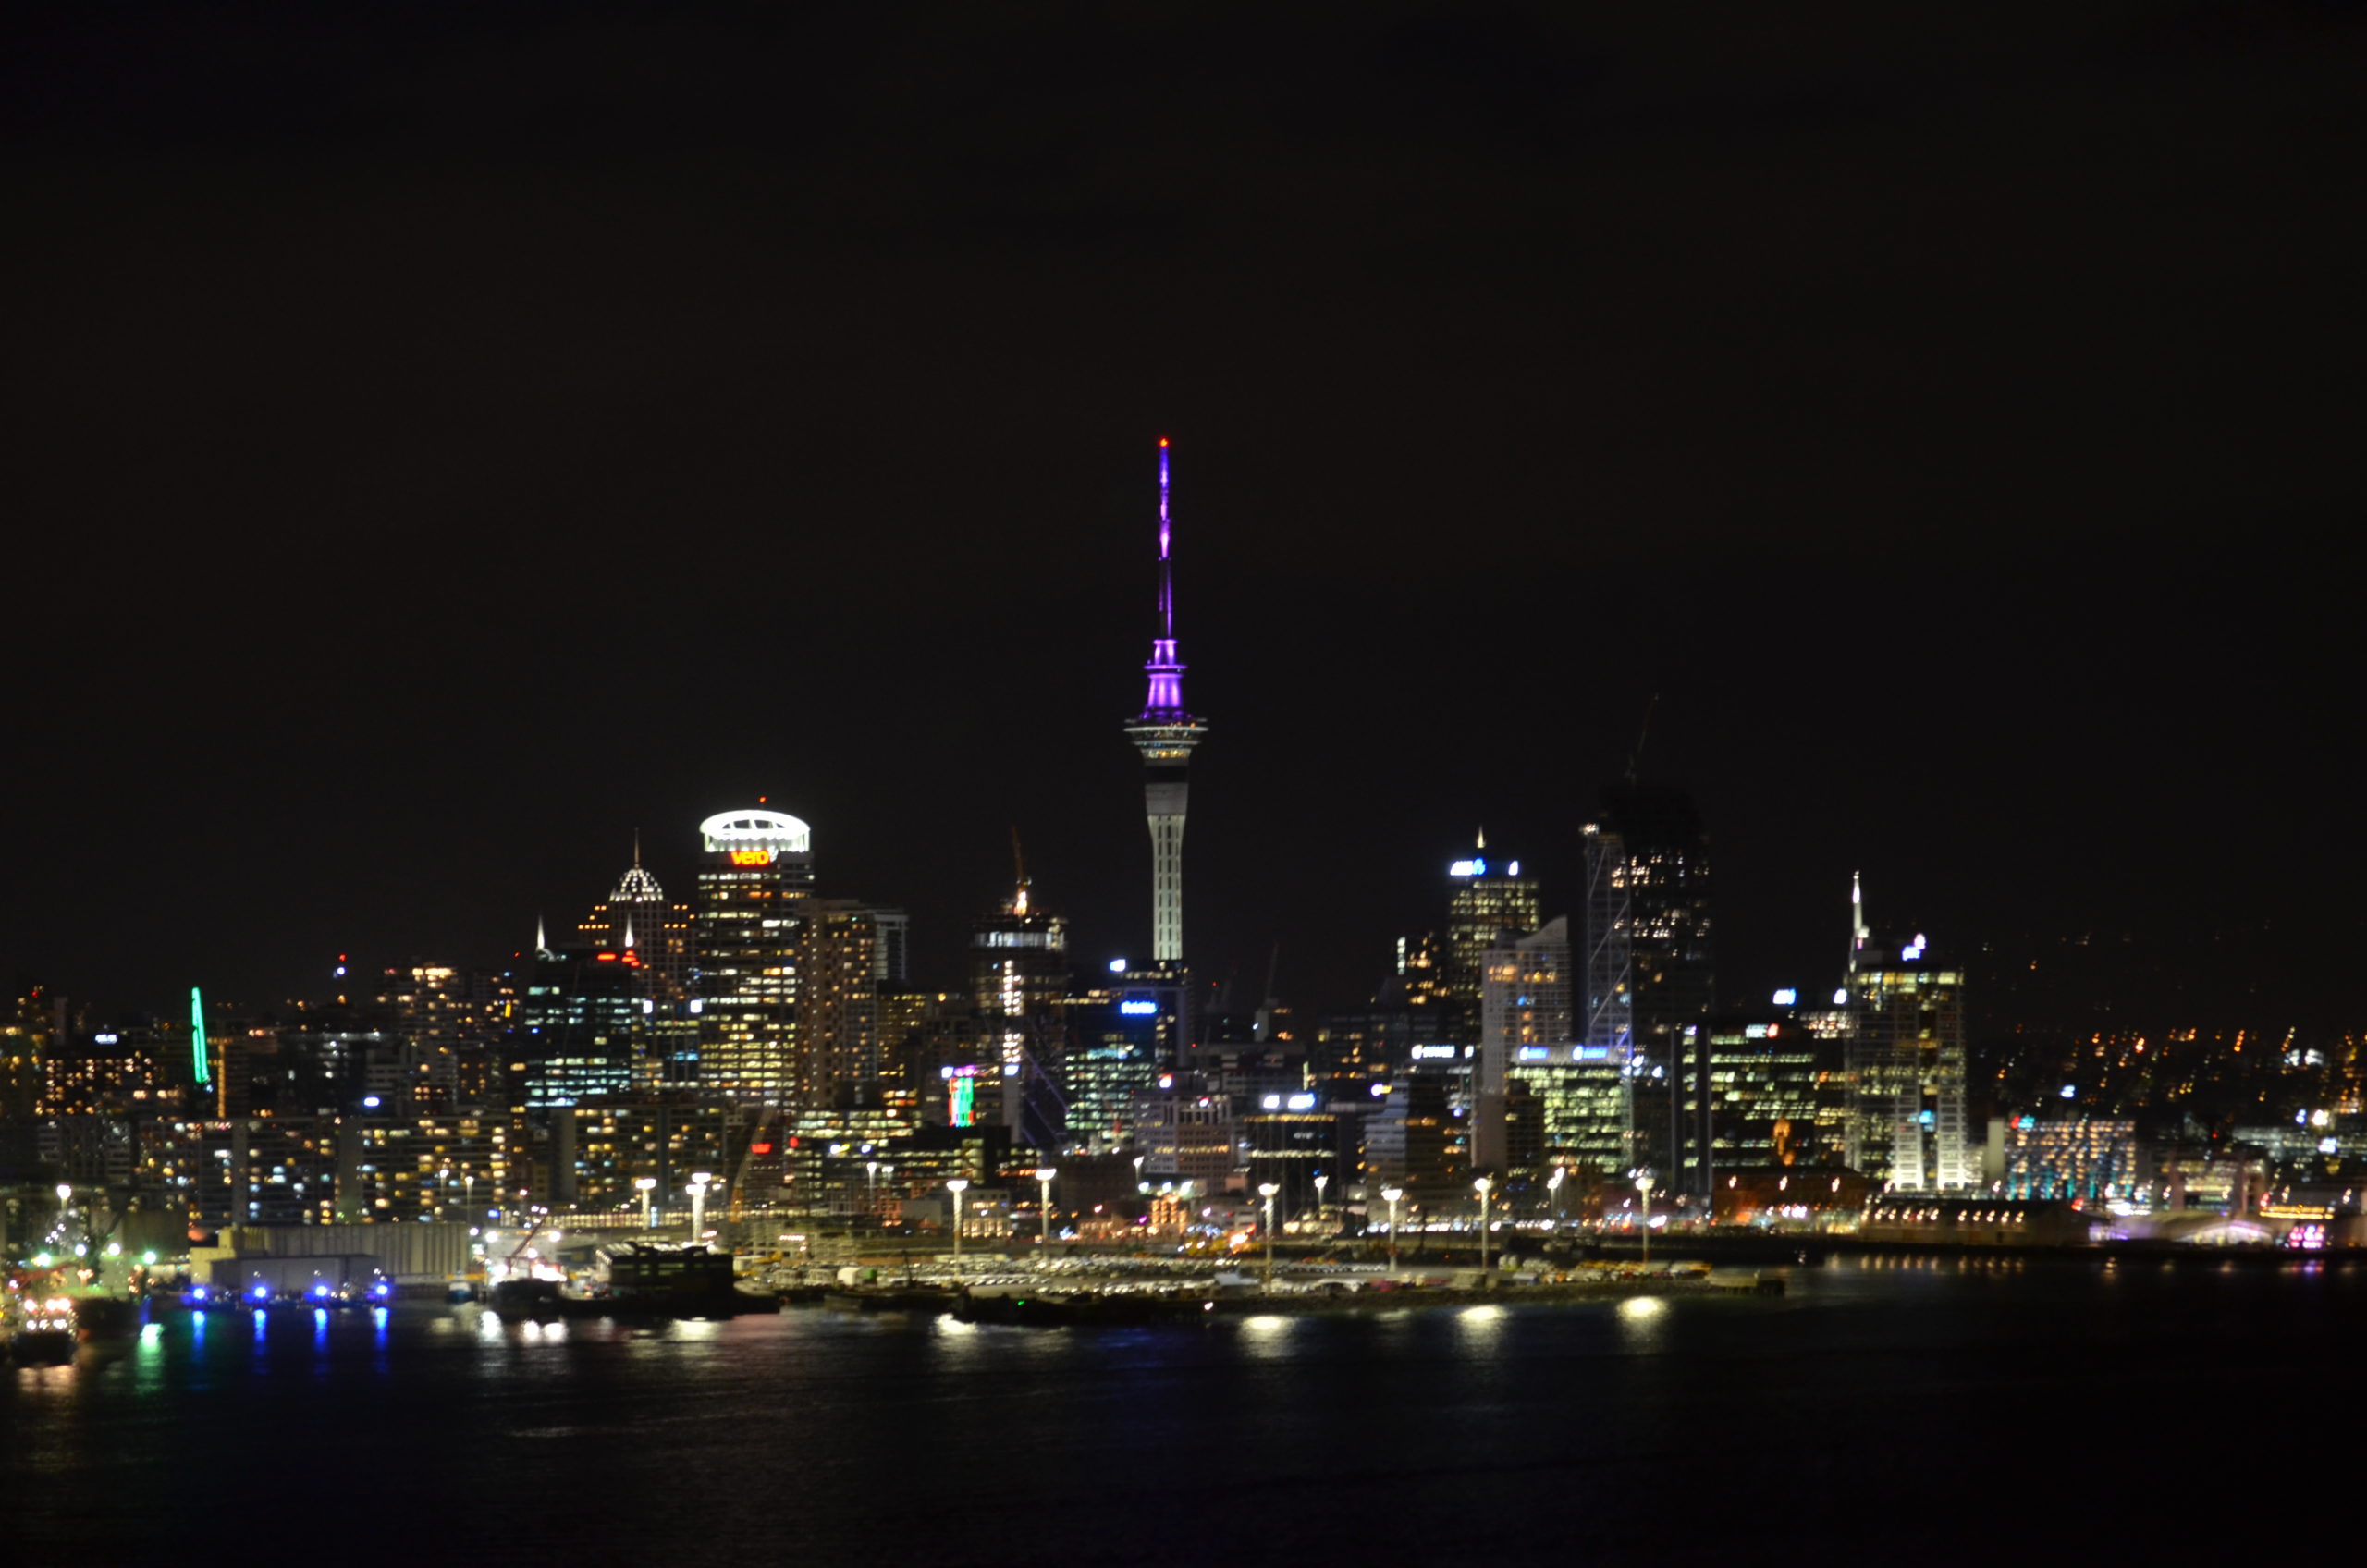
6 1256 2360 1565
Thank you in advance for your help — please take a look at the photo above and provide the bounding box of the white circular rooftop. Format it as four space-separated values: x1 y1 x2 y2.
700 808 812 854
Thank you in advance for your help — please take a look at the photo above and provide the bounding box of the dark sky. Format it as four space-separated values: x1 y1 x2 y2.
6 3 2362 1026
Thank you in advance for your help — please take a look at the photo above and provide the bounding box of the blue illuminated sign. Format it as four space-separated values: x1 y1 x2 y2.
1119 999 1159 1016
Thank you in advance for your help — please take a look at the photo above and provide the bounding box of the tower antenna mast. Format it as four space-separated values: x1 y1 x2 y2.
1122 437 1209 969
1625 692 1661 785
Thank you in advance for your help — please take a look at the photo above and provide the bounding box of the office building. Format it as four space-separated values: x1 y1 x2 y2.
693 807 816 1104
1842 890 1975 1191
1485 917 1633 1182
1444 839 1541 1048
512 947 641 1109
972 865 1071 1146
1678 1013 1848 1194
1581 783 1714 1188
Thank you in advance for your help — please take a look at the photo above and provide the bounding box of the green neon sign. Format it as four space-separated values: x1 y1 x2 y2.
190 986 212 1086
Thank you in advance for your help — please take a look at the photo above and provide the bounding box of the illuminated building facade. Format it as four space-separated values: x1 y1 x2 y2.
1136 1092 1236 1188
2004 1115 2149 1205
1361 1076 1453 1184
794 900 884 1109
1678 1013 1847 1194
1062 969 1185 1155
693 808 816 1104
352 1112 513 1220
1478 915 1567 1175
1581 784 1714 1187
40 1029 163 1117
513 947 641 1109
4 986 57 1126
1244 1105 1341 1216
576 846 698 1088
1843 906 1974 1191
971 870 1072 1148
366 964 517 1114
1445 839 1541 1048
560 1096 730 1209
1481 917 1631 1181
1121 440 1208 966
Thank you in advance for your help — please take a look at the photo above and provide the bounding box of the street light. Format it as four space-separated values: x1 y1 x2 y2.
1313 1172 1329 1228
1036 1167 1057 1266
1133 1154 1147 1194
865 1159 880 1215
439 1166 453 1220
689 1171 714 1246
1257 1182 1281 1292
1473 1175 1495 1278
634 1176 656 1230
1380 1185 1404 1275
1636 1173 1656 1268
946 1179 970 1272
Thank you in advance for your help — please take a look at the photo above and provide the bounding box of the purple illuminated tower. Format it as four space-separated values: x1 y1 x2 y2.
1122 438 1208 964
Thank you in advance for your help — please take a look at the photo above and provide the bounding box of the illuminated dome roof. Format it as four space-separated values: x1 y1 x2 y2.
611 864 665 903
700 808 812 854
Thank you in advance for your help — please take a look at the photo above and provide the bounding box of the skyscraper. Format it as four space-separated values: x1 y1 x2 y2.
793 900 883 1110
971 862 1071 1146
1121 439 1208 967
1842 882 1974 1191
693 808 816 1105
575 841 697 1089
513 947 640 1109
1443 837 1541 1047
1581 783 1714 1189
1488 917 1632 1181
576 838 694 1003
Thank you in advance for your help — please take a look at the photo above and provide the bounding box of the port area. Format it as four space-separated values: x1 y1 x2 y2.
800 1259 1782 1326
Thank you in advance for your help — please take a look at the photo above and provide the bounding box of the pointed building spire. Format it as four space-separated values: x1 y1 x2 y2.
1477 826 1487 851
535 913 549 956
1010 826 1031 916
623 913 637 950
1139 438 1189 718
1848 871 1870 975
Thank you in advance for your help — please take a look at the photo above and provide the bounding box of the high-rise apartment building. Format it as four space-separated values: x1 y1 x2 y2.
794 900 883 1110
1581 783 1714 1189
693 808 816 1105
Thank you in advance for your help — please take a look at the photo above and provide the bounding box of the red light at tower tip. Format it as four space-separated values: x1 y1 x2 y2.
1159 437 1169 447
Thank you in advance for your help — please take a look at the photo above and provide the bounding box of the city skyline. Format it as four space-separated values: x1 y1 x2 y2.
7 14 2364 1566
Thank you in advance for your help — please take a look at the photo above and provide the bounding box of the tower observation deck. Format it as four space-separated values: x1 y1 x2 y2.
1122 438 1208 965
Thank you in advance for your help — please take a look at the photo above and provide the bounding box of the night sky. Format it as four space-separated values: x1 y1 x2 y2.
6 5 2361 1026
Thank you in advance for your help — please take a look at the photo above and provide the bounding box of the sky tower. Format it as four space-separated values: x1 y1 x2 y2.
1122 438 1208 964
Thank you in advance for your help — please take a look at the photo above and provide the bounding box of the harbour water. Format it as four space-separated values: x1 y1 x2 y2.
5 1255 2359 1565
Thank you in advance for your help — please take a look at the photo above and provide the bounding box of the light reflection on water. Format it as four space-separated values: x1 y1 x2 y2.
14 1267 2367 1564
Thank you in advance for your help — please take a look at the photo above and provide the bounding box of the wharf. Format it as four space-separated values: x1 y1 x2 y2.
802 1268 1781 1326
